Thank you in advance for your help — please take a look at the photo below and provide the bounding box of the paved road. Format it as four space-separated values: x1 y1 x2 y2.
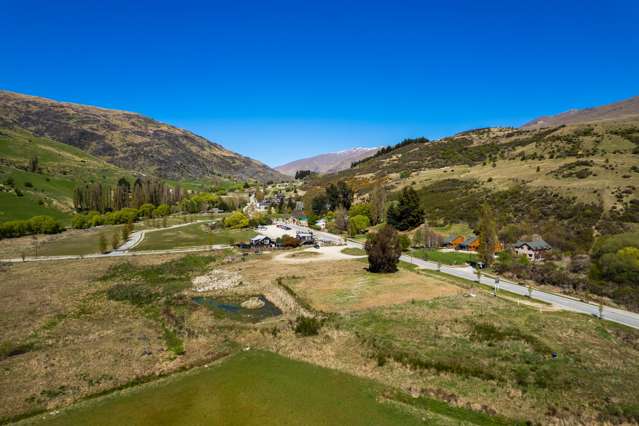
277 221 639 330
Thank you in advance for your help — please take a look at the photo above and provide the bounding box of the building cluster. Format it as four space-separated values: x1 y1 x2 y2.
442 233 552 261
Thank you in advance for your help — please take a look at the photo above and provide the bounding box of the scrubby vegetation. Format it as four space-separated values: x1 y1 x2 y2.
102 255 215 354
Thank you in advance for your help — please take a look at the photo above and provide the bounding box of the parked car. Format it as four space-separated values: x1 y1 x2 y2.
467 260 486 269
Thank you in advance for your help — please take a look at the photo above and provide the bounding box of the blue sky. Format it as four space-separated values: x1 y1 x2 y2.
2 0 638 166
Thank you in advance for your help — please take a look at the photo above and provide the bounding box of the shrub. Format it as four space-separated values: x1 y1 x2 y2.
281 234 301 248
365 224 401 273
99 234 108 254
294 316 322 336
107 283 157 306
347 214 370 236
398 234 411 251
138 203 155 218
153 204 171 217
0 216 63 239
224 211 249 229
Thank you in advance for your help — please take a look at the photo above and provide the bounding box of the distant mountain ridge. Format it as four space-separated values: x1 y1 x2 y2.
0 90 286 183
523 95 639 128
275 147 379 176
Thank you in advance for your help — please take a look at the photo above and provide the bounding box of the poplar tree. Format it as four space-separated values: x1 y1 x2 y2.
478 203 498 266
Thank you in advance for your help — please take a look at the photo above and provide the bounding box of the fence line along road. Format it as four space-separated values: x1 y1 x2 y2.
278 222 639 330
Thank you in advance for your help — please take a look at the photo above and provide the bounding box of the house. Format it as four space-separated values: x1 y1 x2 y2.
514 239 552 261
296 230 315 244
442 235 465 249
459 236 503 252
250 235 274 247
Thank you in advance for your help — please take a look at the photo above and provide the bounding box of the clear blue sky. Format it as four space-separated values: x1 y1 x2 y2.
2 0 638 166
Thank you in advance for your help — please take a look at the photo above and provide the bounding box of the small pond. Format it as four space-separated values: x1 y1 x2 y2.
192 295 282 322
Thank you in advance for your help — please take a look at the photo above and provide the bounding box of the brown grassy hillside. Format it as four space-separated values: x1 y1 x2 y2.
0 90 286 183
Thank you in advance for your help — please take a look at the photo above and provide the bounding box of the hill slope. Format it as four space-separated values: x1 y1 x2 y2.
0 90 286 183
523 96 639 128
275 147 379 176
304 118 639 252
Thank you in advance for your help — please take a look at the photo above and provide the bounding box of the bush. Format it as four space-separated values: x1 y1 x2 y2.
398 234 411 251
138 203 155 218
153 204 171 217
294 316 322 336
107 283 157 306
347 214 370 236
0 215 63 239
224 211 249 229
365 224 402 273
281 234 301 248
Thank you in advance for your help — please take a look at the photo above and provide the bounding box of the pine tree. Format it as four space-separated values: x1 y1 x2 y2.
386 186 424 231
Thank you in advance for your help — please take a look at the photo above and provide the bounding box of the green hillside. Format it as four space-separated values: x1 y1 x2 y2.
305 119 639 240
0 127 137 223
0 127 247 223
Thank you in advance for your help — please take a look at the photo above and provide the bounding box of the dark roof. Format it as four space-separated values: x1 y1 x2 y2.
514 239 552 250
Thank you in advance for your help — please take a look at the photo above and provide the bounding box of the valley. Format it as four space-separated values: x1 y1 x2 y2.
2 90 639 426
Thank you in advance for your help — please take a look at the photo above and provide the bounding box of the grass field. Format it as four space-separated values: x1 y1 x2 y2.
341 247 366 256
25 350 507 426
274 260 458 312
133 224 256 251
0 191 71 224
340 294 639 424
411 248 477 265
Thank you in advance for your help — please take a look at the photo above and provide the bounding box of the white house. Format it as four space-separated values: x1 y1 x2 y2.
296 230 315 244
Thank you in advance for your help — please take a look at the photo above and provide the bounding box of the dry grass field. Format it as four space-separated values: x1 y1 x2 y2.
3 251 639 425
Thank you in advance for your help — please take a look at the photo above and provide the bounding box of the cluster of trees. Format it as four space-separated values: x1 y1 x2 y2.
294 170 313 180
73 177 184 213
71 202 172 229
590 232 639 288
0 215 63 239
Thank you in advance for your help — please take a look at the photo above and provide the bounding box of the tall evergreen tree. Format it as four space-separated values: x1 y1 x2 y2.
386 186 424 231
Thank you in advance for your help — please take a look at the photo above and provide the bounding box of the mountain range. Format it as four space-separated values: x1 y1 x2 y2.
0 90 286 183
275 147 379 176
